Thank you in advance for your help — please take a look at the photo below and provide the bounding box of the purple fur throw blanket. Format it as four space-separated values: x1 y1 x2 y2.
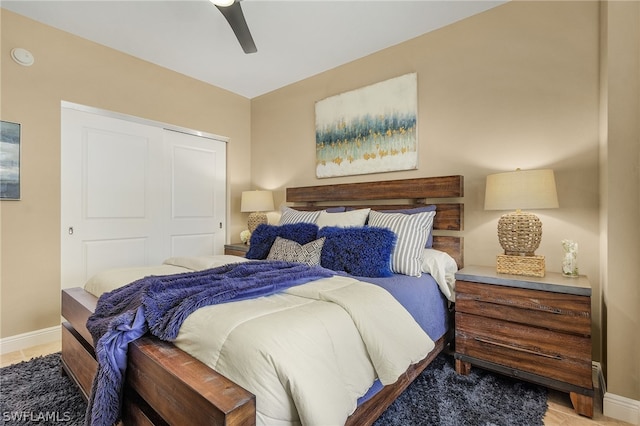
84 260 334 426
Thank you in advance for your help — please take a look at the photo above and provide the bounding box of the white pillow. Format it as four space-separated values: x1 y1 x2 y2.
266 211 281 225
278 206 321 225
368 210 435 277
421 249 458 302
315 208 371 228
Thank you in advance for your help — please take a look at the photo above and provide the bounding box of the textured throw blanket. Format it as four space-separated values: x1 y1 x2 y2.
84 260 334 426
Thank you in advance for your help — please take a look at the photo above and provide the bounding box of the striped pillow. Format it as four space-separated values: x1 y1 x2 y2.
278 207 321 225
367 210 436 277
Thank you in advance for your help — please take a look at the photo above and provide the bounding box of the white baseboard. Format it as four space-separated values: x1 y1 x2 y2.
604 392 640 425
0 326 61 355
595 361 640 425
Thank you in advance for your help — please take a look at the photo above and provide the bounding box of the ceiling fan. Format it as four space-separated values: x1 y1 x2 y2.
210 0 257 54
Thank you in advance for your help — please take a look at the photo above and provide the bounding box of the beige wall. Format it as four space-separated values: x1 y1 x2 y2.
0 9 252 338
600 0 640 404
253 0 603 356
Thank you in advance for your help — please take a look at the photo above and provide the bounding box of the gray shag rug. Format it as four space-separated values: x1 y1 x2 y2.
374 353 548 425
1 352 547 425
1 353 86 425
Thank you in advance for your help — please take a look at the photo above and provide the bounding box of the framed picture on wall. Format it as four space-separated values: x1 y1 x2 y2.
1 120 21 200
315 73 418 178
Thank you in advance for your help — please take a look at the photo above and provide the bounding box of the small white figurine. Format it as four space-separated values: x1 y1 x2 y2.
561 240 578 277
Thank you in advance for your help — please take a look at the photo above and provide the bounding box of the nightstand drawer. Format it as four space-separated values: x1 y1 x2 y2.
225 248 248 257
456 280 591 336
456 312 592 388
224 243 249 257
454 266 594 417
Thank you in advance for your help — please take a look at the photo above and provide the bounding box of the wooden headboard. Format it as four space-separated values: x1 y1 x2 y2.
286 175 464 268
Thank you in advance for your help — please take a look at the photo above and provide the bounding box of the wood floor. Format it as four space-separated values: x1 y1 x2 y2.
0 341 632 426
545 387 631 426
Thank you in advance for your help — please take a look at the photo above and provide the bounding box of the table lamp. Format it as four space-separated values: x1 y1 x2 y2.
485 168 558 276
241 190 274 232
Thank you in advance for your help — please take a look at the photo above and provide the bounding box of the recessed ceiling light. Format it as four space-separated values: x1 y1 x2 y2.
11 48 34 67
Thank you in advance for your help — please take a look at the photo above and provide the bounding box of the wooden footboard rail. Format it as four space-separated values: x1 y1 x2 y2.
127 333 449 426
61 288 256 426
123 337 255 425
62 287 450 425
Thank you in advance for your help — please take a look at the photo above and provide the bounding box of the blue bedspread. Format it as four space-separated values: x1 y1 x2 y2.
84 260 334 426
356 273 450 340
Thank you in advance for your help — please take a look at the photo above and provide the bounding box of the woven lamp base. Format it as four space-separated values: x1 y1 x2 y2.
497 211 542 256
247 212 268 233
496 254 545 277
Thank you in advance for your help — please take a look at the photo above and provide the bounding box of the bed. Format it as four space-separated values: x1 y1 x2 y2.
60 175 464 425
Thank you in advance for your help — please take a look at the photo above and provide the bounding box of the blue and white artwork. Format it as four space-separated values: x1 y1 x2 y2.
315 73 418 178
1 121 21 200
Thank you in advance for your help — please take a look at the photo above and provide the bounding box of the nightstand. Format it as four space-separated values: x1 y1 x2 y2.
454 265 593 418
224 243 249 257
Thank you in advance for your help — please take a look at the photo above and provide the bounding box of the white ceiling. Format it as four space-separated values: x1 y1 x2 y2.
2 0 506 99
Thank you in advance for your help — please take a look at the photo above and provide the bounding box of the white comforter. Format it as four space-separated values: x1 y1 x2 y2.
175 274 433 425
85 255 435 426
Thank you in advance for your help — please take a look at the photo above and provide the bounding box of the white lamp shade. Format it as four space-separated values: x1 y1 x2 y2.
241 190 274 212
485 169 559 211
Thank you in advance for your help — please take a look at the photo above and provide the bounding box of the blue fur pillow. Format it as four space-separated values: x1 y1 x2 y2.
246 223 320 260
318 226 396 277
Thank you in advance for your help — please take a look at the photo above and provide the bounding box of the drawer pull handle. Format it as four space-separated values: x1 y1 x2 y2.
471 297 564 314
474 337 562 360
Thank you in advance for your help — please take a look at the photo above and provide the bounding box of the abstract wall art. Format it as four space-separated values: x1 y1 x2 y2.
315 73 418 178
0 120 21 200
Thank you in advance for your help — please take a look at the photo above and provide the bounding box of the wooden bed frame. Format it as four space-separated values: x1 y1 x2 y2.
61 175 464 425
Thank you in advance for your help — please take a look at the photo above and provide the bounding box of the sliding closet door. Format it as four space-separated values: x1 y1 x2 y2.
164 129 226 258
61 106 226 289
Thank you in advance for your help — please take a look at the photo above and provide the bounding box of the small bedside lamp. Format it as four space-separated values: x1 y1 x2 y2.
485 168 558 276
241 190 274 232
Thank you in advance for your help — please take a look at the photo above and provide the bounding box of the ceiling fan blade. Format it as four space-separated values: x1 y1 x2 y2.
216 2 257 54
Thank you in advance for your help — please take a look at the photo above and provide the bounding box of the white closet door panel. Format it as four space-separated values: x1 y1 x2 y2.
170 234 215 258
85 129 147 219
171 145 215 218
165 130 226 257
62 108 165 289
